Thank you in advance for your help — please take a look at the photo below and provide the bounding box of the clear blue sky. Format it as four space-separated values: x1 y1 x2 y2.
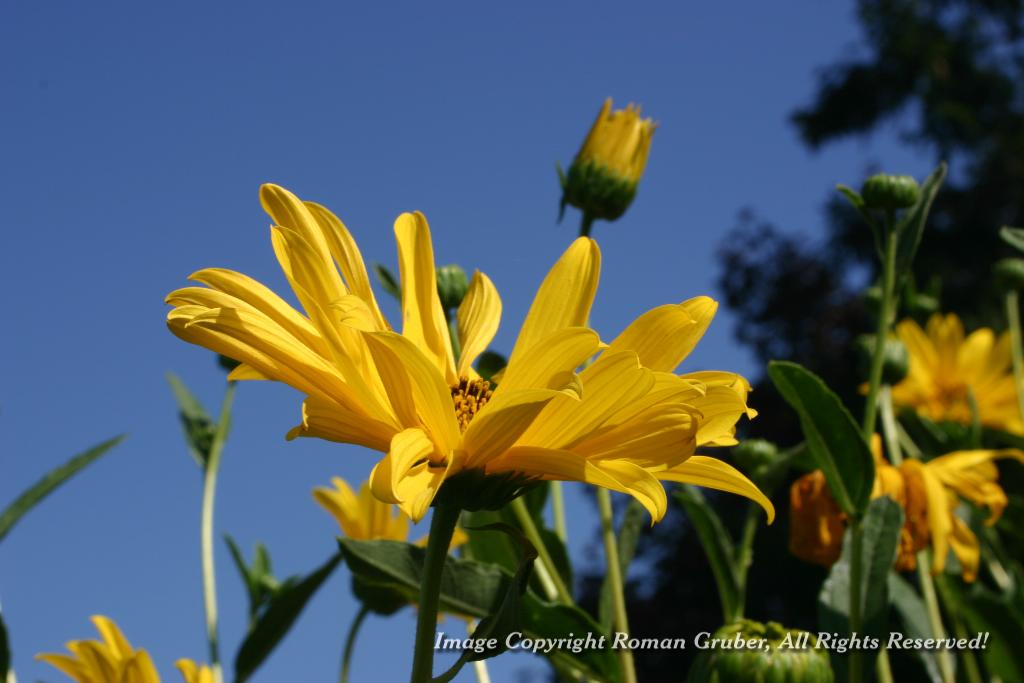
1 2 932 681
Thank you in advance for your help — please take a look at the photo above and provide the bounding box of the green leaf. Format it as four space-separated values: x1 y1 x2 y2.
351 575 408 616
888 573 943 683
767 361 874 516
372 263 401 301
893 163 947 279
233 553 343 683
0 608 10 683
818 497 903 678
0 435 125 543
672 487 740 624
339 539 619 682
1000 226 1024 253
167 372 216 467
597 499 647 632
938 576 1024 682
225 535 279 629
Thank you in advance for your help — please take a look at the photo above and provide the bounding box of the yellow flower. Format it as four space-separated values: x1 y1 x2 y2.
167 185 772 524
560 99 656 225
789 436 1023 582
175 660 215 683
892 313 1023 434
37 616 209 683
905 448 1024 581
314 476 410 541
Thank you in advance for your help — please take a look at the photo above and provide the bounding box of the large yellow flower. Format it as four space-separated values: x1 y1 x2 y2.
167 185 772 523
892 313 1023 434
37 616 210 683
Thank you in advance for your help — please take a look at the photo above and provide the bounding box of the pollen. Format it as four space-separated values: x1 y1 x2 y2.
451 377 493 432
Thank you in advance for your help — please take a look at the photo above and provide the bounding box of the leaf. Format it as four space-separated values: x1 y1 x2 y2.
672 487 740 624
837 184 883 257
888 573 943 683
372 262 401 301
768 361 874 516
225 535 278 628
938 576 1024 682
0 609 9 683
0 435 125 543
1000 226 1024 253
893 163 947 279
233 553 343 683
167 372 216 467
818 497 903 679
597 499 647 632
339 539 619 682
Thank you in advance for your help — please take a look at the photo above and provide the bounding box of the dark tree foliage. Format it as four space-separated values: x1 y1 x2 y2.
586 2 1024 680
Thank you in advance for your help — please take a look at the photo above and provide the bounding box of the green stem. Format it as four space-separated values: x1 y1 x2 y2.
201 382 236 683
863 227 899 437
733 503 761 620
876 648 894 683
597 489 638 683
1006 290 1024 423
579 213 595 238
943 592 983 683
918 554 955 683
550 482 568 543
879 387 903 465
410 503 461 683
340 605 369 683
848 517 864 683
510 498 573 604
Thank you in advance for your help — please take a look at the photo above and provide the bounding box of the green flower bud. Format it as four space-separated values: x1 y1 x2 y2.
906 292 939 317
218 354 241 373
436 264 469 311
855 334 910 384
433 469 538 512
994 258 1024 292
732 439 779 473
861 173 920 211
689 620 833 683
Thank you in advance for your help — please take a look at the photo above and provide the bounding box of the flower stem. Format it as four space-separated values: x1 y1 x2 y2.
410 502 461 683
732 503 761 621
597 489 637 683
879 387 903 466
848 516 864 683
340 605 369 683
509 498 573 604
550 482 568 543
201 382 235 683
1005 290 1024 423
918 553 955 683
863 226 899 437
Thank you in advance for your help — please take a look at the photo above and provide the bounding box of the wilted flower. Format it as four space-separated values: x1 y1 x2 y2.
167 185 772 523
892 313 1023 434
37 616 209 683
559 99 655 230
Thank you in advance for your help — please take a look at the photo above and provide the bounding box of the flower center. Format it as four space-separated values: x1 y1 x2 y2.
450 377 493 432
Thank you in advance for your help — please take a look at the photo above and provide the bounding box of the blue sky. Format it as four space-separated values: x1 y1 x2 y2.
1 2 933 681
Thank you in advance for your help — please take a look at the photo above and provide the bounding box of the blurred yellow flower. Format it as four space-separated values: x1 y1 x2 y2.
905 448 1024 581
37 616 209 683
560 99 656 227
175 660 214 683
892 313 1023 434
789 436 1023 582
167 185 771 524
314 476 468 548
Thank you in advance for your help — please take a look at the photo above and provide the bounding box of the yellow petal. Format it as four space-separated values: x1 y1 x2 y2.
508 237 600 366
926 448 1024 523
657 456 775 522
363 331 461 455
370 428 451 521
576 404 698 468
457 270 502 377
948 513 981 582
313 477 364 538
394 212 457 383
287 395 396 452
908 460 955 575
498 327 600 395
686 383 753 446
460 389 563 469
227 363 268 381
260 184 338 276
91 615 132 658
305 200 389 330
36 653 88 681
125 650 160 683
606 297 716 372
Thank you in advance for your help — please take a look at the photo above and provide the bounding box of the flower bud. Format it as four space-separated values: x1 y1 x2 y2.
855 334 909 385
560 99 656 226
994 258 1024 292
860 174 920 211
436 264 469 311
732 439 779 474
690 620 834 683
